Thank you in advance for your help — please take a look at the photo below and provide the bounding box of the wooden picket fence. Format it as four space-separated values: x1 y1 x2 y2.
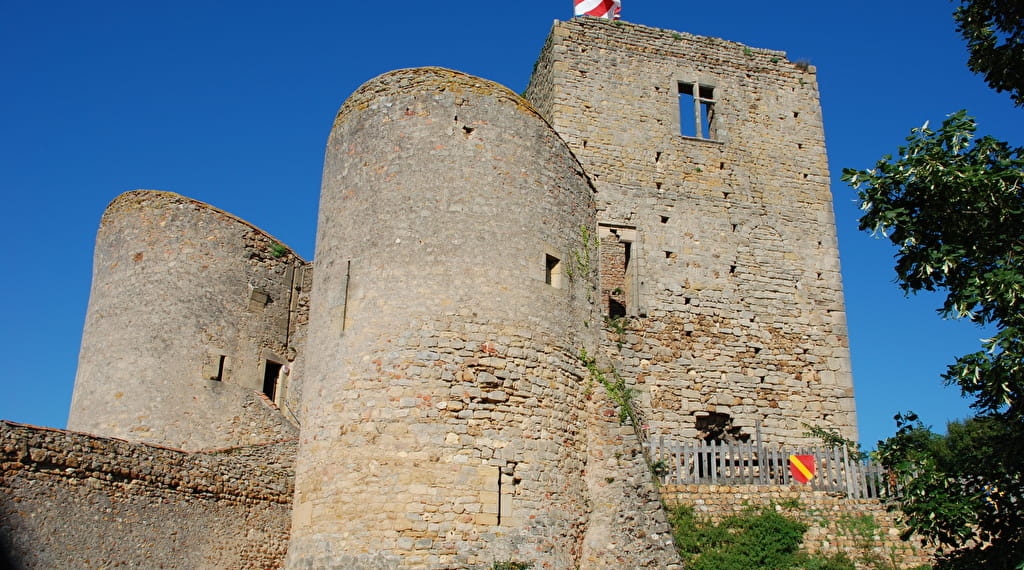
644 436 890 499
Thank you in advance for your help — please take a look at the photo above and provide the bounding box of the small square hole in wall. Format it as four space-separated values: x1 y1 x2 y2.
545 254 562 288
660 216 670 224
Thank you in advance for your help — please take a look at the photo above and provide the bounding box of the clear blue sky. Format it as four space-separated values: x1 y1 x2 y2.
2 1 1020 448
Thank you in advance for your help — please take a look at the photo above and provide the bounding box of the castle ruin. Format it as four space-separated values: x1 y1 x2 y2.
2 18 861 569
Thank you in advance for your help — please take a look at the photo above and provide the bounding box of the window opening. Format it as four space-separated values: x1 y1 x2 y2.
496 467 503 525
262 361 283 402
545 254 562 288
679 82 716 139
214 355 225 382
342 259 351 331
599 225 638 317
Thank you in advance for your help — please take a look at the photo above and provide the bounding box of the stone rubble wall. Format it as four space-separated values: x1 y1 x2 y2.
660 484 934 568
0 421 295 569
579 387 682 569
525 18 857 446
68 190 306 451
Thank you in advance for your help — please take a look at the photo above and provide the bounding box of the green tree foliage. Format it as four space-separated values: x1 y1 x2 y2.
875 413 1023 568
955 0 1024 106
843 111 1024 417
842 4 1024 566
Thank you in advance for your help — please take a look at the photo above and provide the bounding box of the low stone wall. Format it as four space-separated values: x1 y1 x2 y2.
660 484 934 568
0 421 295 569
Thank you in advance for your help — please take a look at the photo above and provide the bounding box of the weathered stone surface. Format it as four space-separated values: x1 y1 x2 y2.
0 421 294 569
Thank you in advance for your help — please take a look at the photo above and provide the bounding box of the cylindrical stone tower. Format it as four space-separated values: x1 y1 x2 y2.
287 68 599 568
68 191 306 451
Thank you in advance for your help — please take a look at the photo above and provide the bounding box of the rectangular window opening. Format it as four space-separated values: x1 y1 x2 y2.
262 360 283 402
679 82 716 140
545 254 562 288
599 224 638 318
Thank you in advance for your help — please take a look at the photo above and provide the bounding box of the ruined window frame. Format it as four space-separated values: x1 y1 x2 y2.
598 224 642 317
678 81 717 140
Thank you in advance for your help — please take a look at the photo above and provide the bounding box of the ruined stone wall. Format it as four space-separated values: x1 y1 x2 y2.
525 19 857 445
579 388 681 569
68 191 306 450
0 421 295 569
660 484 934 568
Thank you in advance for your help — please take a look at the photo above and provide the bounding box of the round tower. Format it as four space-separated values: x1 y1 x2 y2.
68 191 306 450
287 68 598 568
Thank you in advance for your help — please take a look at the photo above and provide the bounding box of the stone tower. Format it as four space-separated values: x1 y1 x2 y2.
286 66 665 568
68 191 309 451
525 18 857 445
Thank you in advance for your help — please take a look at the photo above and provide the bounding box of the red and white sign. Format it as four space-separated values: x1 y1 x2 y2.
574 0 621 20
789 454 816 484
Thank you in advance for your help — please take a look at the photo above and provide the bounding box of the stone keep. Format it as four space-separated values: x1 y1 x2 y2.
525 18 857 444
58 17 858 569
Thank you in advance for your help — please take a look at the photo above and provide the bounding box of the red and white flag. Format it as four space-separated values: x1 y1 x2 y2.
574 0 621 20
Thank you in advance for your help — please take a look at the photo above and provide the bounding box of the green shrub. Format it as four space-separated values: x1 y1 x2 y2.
667 504 856 570
269 242 288 258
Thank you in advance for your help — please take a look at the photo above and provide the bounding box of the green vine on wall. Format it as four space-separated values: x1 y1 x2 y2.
579 348 639 427
565 225 599 282
580 347 669 482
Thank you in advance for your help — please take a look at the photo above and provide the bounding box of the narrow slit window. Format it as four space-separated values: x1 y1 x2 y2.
214 355 225 381
679 82 716 139
545 254 562 288
262 361 283 402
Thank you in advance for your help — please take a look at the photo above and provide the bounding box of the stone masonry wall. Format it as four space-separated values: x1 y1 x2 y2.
0 421 295 569
579 387 681 569
526 18 857 446
660 484 934 568
69 191 306 451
